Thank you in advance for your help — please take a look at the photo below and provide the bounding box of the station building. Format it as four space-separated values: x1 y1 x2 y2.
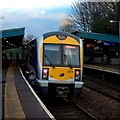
72 31 120 65
0 27 25 60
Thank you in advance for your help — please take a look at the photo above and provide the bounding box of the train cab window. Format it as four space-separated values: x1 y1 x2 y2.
43 44 80 68
43 44 61 66
63 45 80 68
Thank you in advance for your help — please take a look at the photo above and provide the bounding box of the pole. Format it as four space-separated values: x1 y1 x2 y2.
0 16 4 120
118 21 120 60
110 20 120 63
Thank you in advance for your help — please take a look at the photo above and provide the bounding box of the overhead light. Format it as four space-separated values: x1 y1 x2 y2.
110 20 116 23
6 41 8 43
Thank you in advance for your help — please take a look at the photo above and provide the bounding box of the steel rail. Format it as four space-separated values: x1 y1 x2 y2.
84 76 120 92
84 79 120 101
65 98 97 120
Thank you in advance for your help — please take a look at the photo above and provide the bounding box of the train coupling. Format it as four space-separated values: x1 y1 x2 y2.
56 87 69 97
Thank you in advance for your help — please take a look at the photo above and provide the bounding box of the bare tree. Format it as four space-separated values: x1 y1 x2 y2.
68 2 92 32
23 34 37 45
59 17 76 33
67 1 120 34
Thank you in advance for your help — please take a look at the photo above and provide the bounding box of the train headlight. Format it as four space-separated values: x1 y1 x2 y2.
42 68 49 80
75 70 80 81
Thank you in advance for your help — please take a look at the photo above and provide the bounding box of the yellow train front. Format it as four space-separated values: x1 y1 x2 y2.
37 31 84 97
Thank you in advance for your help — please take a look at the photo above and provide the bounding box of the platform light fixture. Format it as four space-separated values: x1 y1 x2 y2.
110 20 120 39
110 20 119 23
110 20 120 57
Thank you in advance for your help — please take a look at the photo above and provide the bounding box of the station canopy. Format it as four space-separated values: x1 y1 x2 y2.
72 31 119 44
0 27 25 49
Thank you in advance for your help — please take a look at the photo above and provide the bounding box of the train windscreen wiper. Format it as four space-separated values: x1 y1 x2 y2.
44 54 55 68
68 63 73 69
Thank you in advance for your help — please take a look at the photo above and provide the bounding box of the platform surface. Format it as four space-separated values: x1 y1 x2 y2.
4 61 52 119
84 64 120 75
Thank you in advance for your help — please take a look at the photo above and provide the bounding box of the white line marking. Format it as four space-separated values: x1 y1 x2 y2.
84 65 119 75
19 67 55 119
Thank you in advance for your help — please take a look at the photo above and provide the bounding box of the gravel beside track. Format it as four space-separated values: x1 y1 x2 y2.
84 78 120 101
73 87 120 119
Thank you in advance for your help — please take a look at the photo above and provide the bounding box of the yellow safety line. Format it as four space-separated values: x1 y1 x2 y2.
4 61 26 118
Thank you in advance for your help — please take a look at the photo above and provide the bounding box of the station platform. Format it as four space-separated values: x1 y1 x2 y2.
4 61 54 119
84 64 120 75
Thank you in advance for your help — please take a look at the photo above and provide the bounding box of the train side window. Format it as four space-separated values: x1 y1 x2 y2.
29 46 35 64
23 49 28 62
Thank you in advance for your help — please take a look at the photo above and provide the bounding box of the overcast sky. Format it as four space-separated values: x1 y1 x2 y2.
0 0 79 37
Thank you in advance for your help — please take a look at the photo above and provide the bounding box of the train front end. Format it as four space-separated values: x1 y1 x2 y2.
37 32 84 97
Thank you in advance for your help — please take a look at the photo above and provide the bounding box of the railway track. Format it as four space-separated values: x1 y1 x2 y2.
20 65 96 119
84 77 120 101
84 76 120 91
21 64 119 119
20 65 95 119
41 97 96 119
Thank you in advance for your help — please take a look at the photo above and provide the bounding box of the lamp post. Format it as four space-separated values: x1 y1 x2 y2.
110 20 120 39
0 16 4 120
110 20 120 63
0 16 4 30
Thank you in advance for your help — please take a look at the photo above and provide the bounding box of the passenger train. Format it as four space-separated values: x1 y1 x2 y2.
21 31 84 97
